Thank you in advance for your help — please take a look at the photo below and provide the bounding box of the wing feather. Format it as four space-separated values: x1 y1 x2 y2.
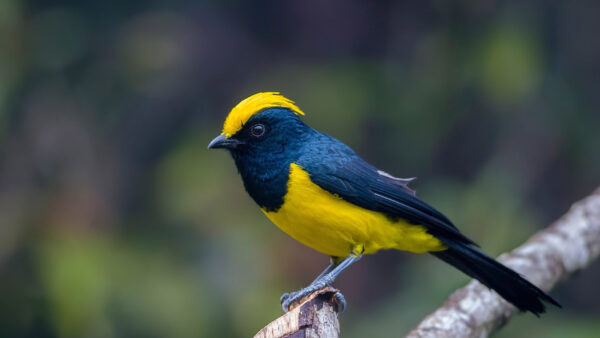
300 154 476 246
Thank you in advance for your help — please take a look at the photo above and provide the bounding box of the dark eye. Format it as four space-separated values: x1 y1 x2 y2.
250 124 265 138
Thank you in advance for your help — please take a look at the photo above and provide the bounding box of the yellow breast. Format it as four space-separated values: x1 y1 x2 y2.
263 163 446 257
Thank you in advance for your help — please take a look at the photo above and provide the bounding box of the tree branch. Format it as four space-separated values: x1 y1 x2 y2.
254 287 341 338
407 187 600 338
254 188 600 338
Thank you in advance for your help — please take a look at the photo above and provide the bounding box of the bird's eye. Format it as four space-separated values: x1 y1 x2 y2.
250 124 265 138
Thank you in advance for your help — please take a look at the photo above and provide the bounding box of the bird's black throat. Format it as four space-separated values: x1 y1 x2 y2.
231 150 291 212
225 108 310 212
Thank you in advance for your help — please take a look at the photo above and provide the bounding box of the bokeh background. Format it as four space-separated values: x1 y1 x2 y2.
1 1 599 337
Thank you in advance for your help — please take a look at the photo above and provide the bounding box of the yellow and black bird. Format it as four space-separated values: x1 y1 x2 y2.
208 92 559 314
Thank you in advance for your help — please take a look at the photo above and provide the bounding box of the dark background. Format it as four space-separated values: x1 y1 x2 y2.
0 1 599 337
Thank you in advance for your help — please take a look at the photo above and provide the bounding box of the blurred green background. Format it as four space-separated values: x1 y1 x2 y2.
1 1 599 337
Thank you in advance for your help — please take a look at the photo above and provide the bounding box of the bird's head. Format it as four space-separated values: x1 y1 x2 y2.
208 92 310 177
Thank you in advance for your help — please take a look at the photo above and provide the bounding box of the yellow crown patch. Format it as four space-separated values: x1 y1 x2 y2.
222 92 305 137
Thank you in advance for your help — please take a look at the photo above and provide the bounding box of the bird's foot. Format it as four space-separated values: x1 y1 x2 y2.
280 282 346 313
333 291 346 314
280 281 326 312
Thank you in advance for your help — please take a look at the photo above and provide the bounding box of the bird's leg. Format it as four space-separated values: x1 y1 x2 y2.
280 253 363 313
280 257 338 306
311 256 338 283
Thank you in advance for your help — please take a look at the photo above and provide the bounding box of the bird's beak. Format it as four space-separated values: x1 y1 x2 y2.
207 134 242 150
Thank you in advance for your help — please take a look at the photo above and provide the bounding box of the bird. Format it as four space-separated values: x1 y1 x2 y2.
207 92 560 315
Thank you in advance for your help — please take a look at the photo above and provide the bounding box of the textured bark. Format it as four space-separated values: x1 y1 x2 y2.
254 287 341 338
407 187 600 338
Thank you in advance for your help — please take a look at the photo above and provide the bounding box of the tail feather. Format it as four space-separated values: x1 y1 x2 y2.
431 240 560 315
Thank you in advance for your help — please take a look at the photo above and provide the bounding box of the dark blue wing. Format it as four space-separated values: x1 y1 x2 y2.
297 135 476 246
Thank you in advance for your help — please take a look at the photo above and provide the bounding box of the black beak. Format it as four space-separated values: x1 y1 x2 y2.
207 134 242 150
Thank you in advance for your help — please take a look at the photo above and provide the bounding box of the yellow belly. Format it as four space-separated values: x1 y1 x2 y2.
263 163 446 257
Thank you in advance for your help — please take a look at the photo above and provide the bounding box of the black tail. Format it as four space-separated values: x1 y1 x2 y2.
431 239 561 315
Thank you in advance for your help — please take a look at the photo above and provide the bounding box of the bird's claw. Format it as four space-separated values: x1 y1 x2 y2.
280 292 290 304
280 282 324 312
280 284 347 314
333 291 346 314
280 289 305 312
